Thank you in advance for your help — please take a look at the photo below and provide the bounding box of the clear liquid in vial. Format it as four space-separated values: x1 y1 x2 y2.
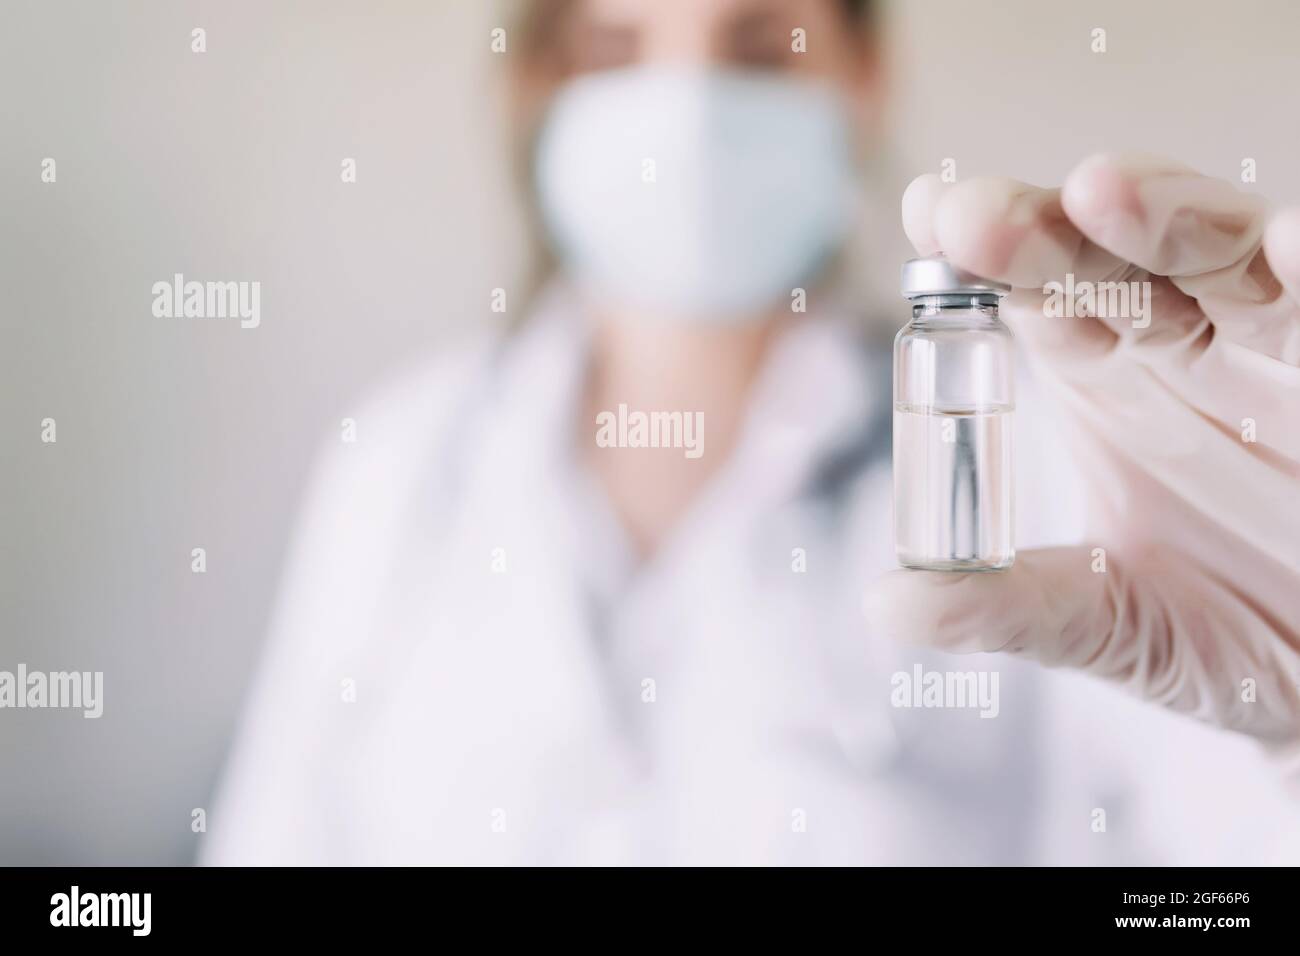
893 403 1014 571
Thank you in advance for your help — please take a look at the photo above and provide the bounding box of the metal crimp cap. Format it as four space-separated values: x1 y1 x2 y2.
900 255 1011 299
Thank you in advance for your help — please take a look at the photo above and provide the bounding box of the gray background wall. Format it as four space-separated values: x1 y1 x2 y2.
2 0 1297 864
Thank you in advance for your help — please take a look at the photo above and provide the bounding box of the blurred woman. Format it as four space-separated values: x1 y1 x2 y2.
206 0 1300 864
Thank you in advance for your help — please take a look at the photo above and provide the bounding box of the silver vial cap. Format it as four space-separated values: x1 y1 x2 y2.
900 255 1011 299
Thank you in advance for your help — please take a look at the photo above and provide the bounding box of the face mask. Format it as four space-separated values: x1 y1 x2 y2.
534 66 856 323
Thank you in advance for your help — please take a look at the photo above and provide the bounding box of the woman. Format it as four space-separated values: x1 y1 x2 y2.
207 0 1300 864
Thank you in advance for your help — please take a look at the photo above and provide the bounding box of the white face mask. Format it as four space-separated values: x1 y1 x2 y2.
534 66 856 323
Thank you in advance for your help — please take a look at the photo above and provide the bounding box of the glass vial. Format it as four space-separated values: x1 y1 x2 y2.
894 256 1015 571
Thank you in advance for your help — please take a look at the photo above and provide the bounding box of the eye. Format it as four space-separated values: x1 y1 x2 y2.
724 12 792 70
564 20 641 73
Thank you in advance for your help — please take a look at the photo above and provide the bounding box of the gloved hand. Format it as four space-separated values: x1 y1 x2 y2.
864 154 1300 760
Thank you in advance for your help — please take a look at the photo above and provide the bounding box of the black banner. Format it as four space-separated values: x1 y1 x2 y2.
0 866 1284 942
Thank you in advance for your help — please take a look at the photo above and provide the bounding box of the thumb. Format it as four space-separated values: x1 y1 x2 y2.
863 546 1123 672
865 547 1300 740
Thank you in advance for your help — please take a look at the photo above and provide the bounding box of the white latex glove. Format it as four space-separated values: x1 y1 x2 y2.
864 154 1300 761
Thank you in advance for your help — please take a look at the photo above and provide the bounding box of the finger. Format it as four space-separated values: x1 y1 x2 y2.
862 547 1300 738
863 546 1117 669
900 173 948 255
932 178 1120 289
1264 207 1300 301
1061 153 1266 279
903 175 1116 361
1062 154 1299 363
1259 207 1300 364
926 176 1202 356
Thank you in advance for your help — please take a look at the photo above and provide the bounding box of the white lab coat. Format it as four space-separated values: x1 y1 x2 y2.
205 285 1298 865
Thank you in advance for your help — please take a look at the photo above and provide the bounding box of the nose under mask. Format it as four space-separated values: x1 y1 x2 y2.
533 66 856 324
